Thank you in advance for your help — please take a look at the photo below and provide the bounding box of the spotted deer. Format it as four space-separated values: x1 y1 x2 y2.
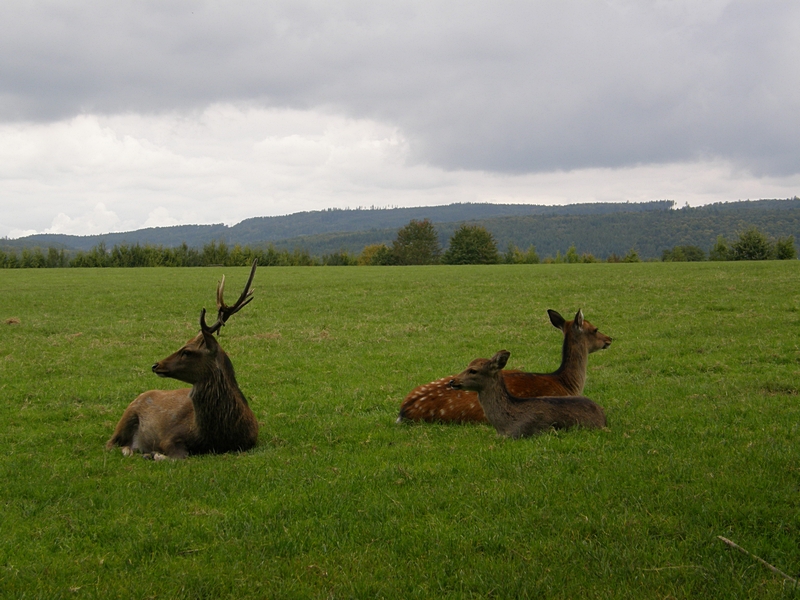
106 261 259 460
449 350 606 438
397 309 611 423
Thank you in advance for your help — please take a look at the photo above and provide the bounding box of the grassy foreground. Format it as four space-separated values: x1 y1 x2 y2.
1 262 799 598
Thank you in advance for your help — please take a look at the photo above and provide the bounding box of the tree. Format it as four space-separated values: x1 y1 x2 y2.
662 245 705 262
503 243 539 264
709 235 730 261
358 243 393 265
774 236 797 260
622 248 641 263
731 226 772 260
322 251 357 266
202 240 230 265
442 225 499 264
565 245 580 264
46 247 68 268
392 219 441 265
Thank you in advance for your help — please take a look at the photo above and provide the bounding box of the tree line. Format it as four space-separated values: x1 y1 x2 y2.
1 220 795 269
357 220 796 265
0 241 319 269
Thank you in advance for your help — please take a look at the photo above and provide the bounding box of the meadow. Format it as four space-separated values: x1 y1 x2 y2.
1 262 799 598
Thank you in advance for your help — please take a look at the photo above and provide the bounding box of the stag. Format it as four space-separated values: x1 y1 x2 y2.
449 350 607 438
106 261 259 460
397 309 611 423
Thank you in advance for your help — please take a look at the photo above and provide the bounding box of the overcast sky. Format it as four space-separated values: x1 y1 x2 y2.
2 1 799 238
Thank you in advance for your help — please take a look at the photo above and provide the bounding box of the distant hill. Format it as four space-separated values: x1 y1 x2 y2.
245 198 799 259
240 198 800 259
4 198 800 259
5 200 673 252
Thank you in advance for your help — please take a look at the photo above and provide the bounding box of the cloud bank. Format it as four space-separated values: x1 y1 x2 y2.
1 1 798 237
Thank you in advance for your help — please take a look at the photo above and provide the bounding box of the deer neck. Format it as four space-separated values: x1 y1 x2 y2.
476 375 515 426
189 355 247 437
554 336 588 394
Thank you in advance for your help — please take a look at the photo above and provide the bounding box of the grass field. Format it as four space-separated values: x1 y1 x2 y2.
1 262 799 598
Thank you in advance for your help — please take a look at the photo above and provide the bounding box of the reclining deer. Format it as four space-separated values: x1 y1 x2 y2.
449 350 606 438
106 261 259 460
397 309 611 423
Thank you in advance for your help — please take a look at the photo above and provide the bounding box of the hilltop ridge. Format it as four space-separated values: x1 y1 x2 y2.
5 201 674 251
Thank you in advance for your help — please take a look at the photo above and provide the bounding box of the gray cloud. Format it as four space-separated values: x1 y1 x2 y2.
1 1 798 176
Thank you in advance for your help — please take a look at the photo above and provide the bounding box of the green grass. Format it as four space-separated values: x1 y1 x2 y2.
1 262 800 598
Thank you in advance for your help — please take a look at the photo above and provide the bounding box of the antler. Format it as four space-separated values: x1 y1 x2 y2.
201 259 257 335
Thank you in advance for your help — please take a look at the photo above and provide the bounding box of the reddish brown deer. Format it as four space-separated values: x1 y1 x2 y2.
449 350 607 438
106 261 259 460
397 309 611 423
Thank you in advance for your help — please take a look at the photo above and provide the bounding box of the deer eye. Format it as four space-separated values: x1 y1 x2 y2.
468 368 477 374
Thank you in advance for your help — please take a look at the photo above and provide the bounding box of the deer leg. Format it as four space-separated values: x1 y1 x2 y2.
141 442 189 461
163 443 189 460
106 409 140 451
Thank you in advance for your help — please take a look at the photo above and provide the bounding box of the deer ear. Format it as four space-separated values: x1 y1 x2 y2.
199 329 219 355
573 309 584 330
199 309 220 354
548 309 566 330
491 350 510 370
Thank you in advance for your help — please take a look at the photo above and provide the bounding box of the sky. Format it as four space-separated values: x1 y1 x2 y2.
1 1 799 239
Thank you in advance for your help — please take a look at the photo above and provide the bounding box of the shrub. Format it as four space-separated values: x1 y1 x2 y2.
774 236 797 260
730 226 772 261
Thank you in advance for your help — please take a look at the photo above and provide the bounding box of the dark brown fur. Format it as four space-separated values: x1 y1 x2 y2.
449 350 607 438
397 309 611 423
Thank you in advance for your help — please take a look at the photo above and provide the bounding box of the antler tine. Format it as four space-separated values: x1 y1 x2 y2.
204 259 257 335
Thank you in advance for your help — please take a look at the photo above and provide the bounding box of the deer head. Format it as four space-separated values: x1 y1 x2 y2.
548 308 612 353
449 350 510 392
152 260 257 384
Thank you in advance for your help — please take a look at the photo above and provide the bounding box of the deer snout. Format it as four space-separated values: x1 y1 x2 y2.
448 379 462 390
152 362 168 377
603 337 612 349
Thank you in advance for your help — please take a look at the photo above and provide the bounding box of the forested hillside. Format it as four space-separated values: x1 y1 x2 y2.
4 201 672 252
251 198 800 259
4 198 799 260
